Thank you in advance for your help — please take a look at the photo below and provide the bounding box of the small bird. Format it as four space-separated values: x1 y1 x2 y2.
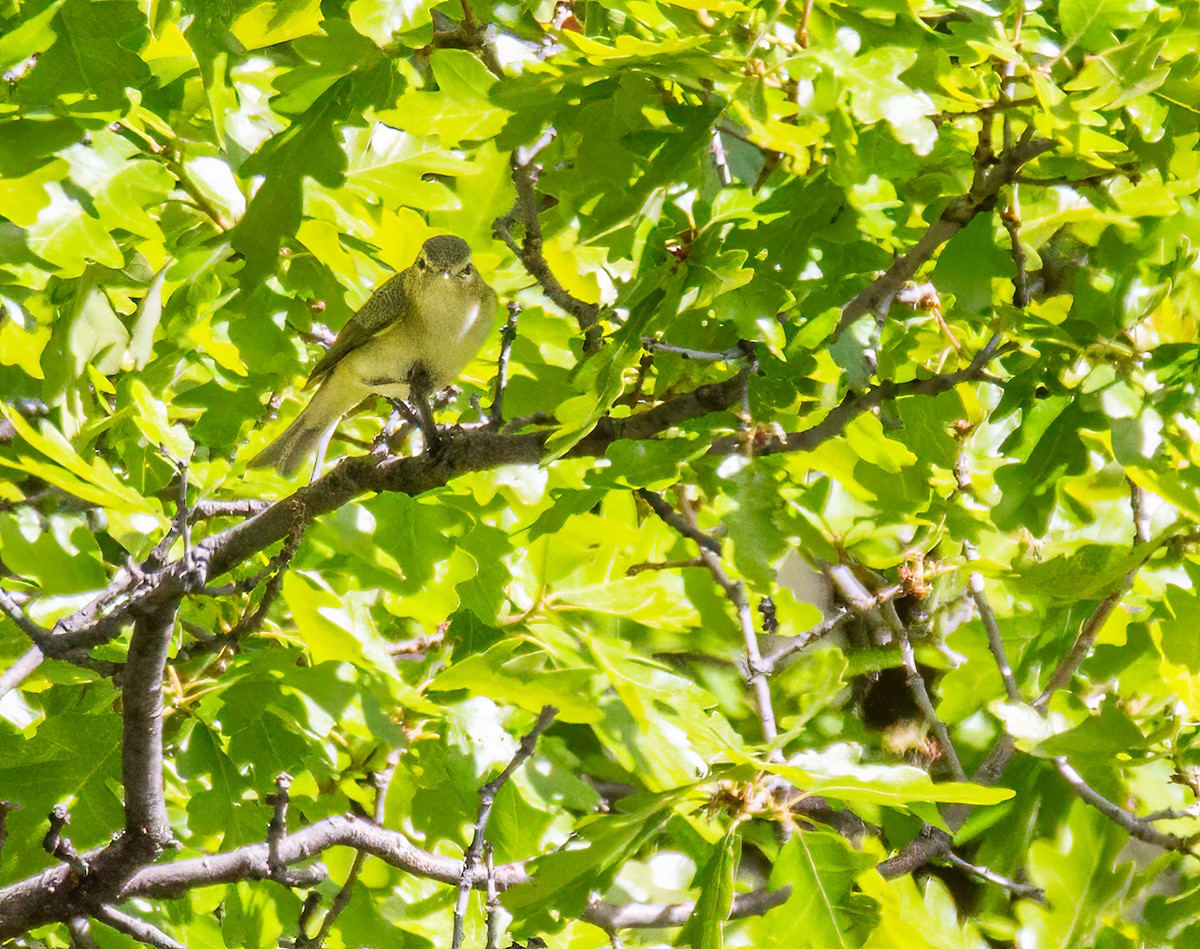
250 235 497 478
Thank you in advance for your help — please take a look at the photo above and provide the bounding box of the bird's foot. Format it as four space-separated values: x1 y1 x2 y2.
373 400 417 460
419 420 445 455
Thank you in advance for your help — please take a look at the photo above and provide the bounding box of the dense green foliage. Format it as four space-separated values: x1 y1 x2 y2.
2 0 1200 946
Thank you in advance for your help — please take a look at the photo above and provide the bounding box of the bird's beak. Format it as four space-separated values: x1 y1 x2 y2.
440 270 452 279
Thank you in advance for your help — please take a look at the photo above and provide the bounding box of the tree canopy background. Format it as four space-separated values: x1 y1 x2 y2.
2 0 1200 946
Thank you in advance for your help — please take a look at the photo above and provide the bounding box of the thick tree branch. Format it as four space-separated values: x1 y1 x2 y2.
1 808 789 939
123 816 521 900
0 816 465 938
30 381 734 663
0 824 194 937
0 585 185 944
122 605 177 850
21 350 1002 672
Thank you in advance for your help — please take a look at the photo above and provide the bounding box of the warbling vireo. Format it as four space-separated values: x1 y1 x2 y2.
250 235 497 477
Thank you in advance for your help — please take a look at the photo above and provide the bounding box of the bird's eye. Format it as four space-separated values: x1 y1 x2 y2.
460 264 473 277
416 257 428 270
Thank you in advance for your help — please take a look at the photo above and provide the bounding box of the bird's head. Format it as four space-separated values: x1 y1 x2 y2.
416 235 476 281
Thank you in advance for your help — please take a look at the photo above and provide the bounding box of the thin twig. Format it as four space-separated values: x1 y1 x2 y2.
827 565 892 644
964 544 1021 703
636 489 722 554
199 520 303 601
161 145 233 233
709 126 733 186
896 618 967 782
491 301 522 425
297 750 405 948
758 596 777 633
0 586 50 645
484 844 502 949
0 645 44 699
1130 481 1151 544
583 886 790 931
1013 172 1123 188
834 135 1053 337
672 492 780 754
297 893 322 943
170 455 192 566
762 610 847 669
939 851 1043 900
43 804 88 878
0 800 14 857
798 0 815 46
764 582 908 670
878 735 1017 878
452 706 558 949
68 916 99 949
268 773 292 881
1053 757 1196 854
232 526 303 634
830 565 964 776
189 519 308 654
190 500 271 520
722 333 1005 457
390 629 447 656
92 905 184 949
493 130 601 351
1034 573 1133 710
626 558 705 576
144 526 180 574
1142 804 1200 822
642 339 753 362
1001 204 1030 309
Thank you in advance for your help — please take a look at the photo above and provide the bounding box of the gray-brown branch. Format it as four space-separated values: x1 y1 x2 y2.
834 134 1054 337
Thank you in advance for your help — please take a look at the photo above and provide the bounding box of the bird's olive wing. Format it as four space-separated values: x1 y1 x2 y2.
304 275 411 388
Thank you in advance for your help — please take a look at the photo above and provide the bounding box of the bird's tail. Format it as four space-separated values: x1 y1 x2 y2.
248 381 349 478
